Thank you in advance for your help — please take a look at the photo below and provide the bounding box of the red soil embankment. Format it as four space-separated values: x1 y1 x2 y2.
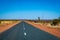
0 21 20 33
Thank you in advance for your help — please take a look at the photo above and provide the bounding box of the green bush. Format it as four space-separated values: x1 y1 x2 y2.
51 21 58 26
51 19 59 26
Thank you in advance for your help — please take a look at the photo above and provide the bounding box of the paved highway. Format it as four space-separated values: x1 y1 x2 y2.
0 21 60 40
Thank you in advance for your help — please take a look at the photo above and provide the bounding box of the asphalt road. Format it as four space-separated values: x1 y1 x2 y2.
0 21 60 40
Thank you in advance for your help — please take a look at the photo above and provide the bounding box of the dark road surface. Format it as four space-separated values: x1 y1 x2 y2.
0 21 60 40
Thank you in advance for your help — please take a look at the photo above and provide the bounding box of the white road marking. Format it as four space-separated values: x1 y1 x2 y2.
23 22 25 30
23 22 26 36
24 32 26 36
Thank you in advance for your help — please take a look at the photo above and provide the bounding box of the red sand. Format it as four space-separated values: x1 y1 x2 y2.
0 21 20 33
25 21 60 38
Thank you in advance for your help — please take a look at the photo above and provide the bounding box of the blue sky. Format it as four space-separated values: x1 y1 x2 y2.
0 0 60 19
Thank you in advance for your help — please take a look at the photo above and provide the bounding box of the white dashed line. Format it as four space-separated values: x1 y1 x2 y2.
23 22 27 36
24 32 26 36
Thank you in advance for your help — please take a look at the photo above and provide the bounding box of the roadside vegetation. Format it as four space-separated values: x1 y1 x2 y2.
28 17 60 29
0 20 20 27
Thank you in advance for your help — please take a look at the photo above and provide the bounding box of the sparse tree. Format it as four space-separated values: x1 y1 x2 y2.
51 19 58 26
38 17 40 20
58 17 60 20
38 17 40 22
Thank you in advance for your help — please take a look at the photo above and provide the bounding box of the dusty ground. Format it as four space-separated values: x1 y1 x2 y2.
0 21 20 33
25 21 60 38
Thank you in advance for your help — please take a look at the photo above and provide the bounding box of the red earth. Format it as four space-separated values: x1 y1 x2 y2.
0 21 60 38
25 21 60 38
0 21 20 33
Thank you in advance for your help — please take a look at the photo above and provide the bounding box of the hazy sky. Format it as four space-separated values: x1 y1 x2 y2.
0 0 60 19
